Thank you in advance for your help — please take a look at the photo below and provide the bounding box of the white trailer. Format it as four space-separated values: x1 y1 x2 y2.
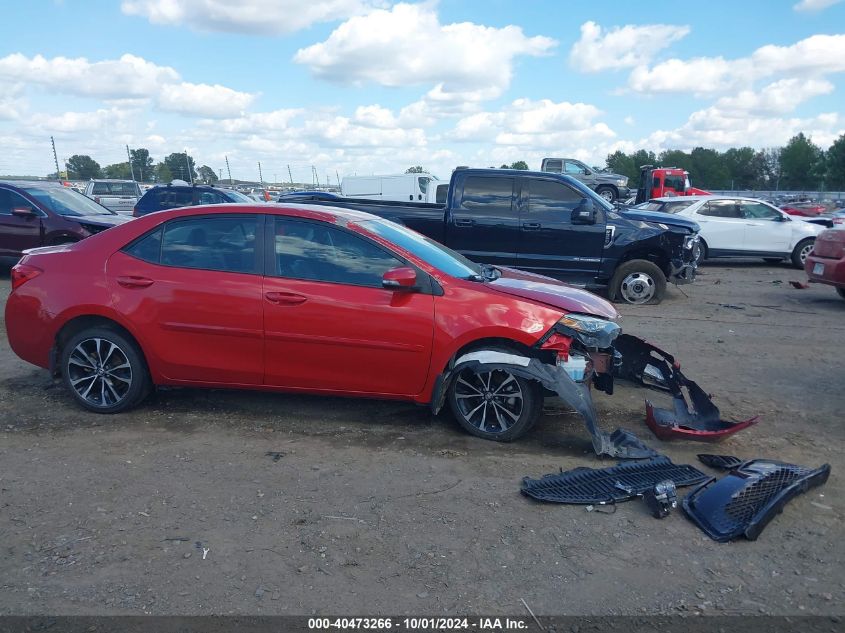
341 173 441 203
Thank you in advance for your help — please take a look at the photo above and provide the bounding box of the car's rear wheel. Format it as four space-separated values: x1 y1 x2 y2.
609 260 667 305
837 287 845 300
60 327 150 413
448 367 542 442
791 238 814 269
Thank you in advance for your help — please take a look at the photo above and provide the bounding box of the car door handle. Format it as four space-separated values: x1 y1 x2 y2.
454 218 474 227
265 291 307 306
117 276 154 288
522 222 541 230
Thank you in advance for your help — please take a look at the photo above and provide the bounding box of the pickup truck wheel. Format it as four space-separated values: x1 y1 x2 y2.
791 239 814 269
596 186 617 203
609 260 667 305
448 367 542 442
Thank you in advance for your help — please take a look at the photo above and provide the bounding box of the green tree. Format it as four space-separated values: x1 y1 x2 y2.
163 152 197 181
761 148 783 190
722 147 758 190
197 165 218 184
405 165 425 173
102 162 132 179
510 160 529 170
631 149 657 171
780 133 824 190
66 155 101 180
689 147 730 189
825 134 845 191
605 150 636 181
659 150 692 172
154 162 173 183
129 148 154 182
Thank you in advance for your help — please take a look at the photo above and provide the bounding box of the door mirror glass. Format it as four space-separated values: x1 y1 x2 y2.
571 198 596 225
11 206 36 217
382 266 418 290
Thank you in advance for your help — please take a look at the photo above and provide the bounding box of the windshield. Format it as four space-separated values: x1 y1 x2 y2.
561 174 615 212
224 190 253 203
23 186 115 216
356 219 480 279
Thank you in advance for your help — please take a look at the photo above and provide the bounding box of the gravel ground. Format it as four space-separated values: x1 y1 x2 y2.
0 261 843 616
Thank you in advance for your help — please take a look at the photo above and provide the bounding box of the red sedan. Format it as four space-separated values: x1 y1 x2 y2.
6 204 624 443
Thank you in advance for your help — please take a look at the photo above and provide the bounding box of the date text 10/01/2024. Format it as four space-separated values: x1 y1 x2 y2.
307 618 529 630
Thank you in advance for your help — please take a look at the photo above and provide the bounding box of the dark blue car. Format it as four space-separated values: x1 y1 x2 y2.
133 184 253 217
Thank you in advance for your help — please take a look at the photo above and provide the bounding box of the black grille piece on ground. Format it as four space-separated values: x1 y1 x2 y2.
697 454 744 470
521 456 709 505
682 460 831 542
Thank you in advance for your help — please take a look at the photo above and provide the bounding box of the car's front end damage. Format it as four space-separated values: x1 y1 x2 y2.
432 311 757 458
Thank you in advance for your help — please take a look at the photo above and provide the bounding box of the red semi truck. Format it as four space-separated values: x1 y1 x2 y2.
635 165 710 204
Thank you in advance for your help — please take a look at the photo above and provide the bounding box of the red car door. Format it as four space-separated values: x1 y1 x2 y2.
108 214 264 385
262 216 435 395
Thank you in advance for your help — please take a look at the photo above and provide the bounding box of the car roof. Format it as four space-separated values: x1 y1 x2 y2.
134 202 382 226
90 179 136 183
648 195 777 203
0 180 65 188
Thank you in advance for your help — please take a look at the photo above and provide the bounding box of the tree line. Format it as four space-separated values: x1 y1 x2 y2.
55 149 220 185
605 133 845 191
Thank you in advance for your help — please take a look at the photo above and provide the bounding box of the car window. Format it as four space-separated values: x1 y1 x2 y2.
543 159 562 173
564 161 587 175
664 174 686 191
460 177 514 217
196 190 227 205
435 183 448 204
159 189 194 210
528 179 582 213
272 217 402 287
160 216 258 273
663 200 697 214
22 186 114 216
0 188 34 215
91 183 110 195
741 201 780 219
124 227 162 263
109 182 139 196
699 200 741 218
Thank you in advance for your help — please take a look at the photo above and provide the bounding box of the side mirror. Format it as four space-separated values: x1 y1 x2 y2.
571 198 597 225
382 266 418 291
11 206 36 217
584 169 592 175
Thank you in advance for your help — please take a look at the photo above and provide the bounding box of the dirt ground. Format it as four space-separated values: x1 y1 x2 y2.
0 261 843 617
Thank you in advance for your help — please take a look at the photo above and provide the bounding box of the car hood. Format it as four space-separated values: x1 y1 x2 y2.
489 267 618 320
594 171 628 183
69 213 132 226
620 208 699 232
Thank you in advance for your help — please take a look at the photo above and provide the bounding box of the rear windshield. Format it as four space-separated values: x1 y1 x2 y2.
23 186 115 216
92 182 139 196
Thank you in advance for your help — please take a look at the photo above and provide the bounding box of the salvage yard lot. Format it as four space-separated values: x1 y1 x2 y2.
0 262 843 616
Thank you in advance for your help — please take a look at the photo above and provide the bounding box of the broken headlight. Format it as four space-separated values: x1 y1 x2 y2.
684 233 700 250
556 314 621 349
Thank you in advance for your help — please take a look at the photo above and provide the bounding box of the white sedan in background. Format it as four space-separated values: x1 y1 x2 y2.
629 196 824 268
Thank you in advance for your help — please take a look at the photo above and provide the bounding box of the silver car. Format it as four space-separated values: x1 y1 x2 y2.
83 179 142 215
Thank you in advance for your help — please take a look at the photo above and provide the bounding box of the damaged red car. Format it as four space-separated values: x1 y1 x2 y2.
6 205 744 457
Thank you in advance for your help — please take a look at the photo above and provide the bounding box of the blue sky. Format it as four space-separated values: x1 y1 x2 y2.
1 0 843 182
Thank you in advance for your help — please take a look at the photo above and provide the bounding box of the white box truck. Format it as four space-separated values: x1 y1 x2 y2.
340 173 442 203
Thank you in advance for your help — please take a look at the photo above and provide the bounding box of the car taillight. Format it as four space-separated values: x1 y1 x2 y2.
11 264 42 290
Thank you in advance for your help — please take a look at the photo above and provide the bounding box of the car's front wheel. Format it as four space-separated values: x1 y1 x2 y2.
791 238 815 268
60 326 150 413
447 367 542 442
609 260 667 305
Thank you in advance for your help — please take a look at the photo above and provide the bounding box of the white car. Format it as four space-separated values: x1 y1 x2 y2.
630 196 824 268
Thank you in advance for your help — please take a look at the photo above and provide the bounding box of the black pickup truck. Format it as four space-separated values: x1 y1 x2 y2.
280 168 700 304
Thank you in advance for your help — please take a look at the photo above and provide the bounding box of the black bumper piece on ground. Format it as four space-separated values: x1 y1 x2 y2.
521 456 709 505
697 454 744 470
682 460 831 542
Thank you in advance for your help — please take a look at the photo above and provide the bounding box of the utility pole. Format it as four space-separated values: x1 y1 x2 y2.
225 155 233 185
336 170 340 187
184 149 193 185
287 164 293 187
258 161 264 185
51 136 61 180
218 168 223 181
126 145 136 182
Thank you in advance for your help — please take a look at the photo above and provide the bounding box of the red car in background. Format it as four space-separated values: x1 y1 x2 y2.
805 228 845 300
6 204 622 443
781 202 827 217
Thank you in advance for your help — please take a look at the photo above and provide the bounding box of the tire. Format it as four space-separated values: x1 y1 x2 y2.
695 239 708 265
595 186 617 203
60 326 150 413
837 287 845 300
609 260 667 305
791 238 814 269
763 257 783 263
447 364 543 442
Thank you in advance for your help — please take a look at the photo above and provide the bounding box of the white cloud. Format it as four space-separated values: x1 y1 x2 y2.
793 0 842 11
121 0 380 35
158 82 256 117
294 3 556 101
628 34 845 95
714 78 834 116
0 52 256 118
570 21 690 72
